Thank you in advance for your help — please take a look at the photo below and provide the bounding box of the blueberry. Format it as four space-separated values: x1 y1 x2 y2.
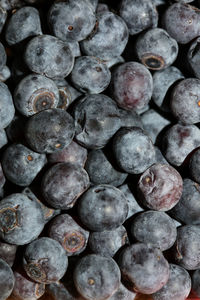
96 3 109 14
0 82 15 129
0 6 7 34
23 237 68 284
111 62 153 111
0 242 17 267
73 254 121 300
14 74 60 116
136 28 178 70
5 6 42 45
162 3 200 44
85 149 127 187
0 65 11 82
48 214 89 256
25 108 75 154
109 283 137 300
192 269 200 298
118 243 169 294
119 108 143 128
78 184 128 231
119 0 158 35
24 35 74 79
154 146 169 164
80 11 129 60
0 259 15 300
88 0 98 11
0 193 44 245
1 143 47 186
187 37 200 79
48 0 96 42
131 211 177 251
0 43 6 73
42 162 90 210
73 94 121 149
66 41 81 57
44 282 79 300
89 225 129 257
5 115 26 143
71 56 111 94
152 264 191 300
112 127 156 174
0 129 7 151
138 163 183 211
162 123 200 166
189 149 200 183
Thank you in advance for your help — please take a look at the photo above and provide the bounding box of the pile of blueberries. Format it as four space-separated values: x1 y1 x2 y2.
2 0 200 299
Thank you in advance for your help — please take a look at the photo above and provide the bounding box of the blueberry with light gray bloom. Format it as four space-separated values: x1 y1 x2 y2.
0 259 15 300
5 6 42 45
0 43 6 72
109 283 137 300
0 6 7 34
66 41 81 57
154 146 168 164
0 66 11 82
0 82 15 129
189 149 200 183
0 242 17 267
25 35 74 79
0 129 7 150
192 269 200 298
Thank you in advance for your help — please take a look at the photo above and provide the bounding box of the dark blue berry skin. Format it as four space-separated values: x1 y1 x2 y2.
0 6 7 34
187 37 200 79
141 109 170 144
24 35 74 79
89 226 129 257
109 283 136 300
48 214 89 256
152 66 184 112
119 109 143 128
5 6 42 46
78 184 128 231
174 225 200 270
170 178 200 225
48 0 96 42
71 56 111 94
119 0 158 35
73 94 121 149
152 264 191 300
189 149 200 183
42 162 90 210
154 146 168 165
162 124 200 166
0 82 15 129
12 269 45 300
73 254 121 300
0 193 45 245
112 127 156 174
1 143 47 186
14 74 59 117
0 43 6 73
192 269 200 298
171 78 200 125
119 184 143 220
138 163 183 211
6 115 26 143
162 3 200 44
80 11 129 60
111 62 153 111
0 259 15 300
25 108 75 154
0 242 17 267
85 149 127 187
131 211 177 251
136 28 178 70
118 243 169 294
23 237 68 284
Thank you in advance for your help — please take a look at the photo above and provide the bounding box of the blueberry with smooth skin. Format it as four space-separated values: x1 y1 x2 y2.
24 35 74 79
73 254 121 300
73 94 121 149
85 149 127 187
23 237 68 284
189 149 200 183
162 3 200 44
0 82 15 130
152 264 191 300
1 143 47 186
0 193 44 245
89 226 129 257
0 43 6 73
169 178 200 225
119 0 158 35
152 66 184 112
14 74 59 116
113 127 156 174
135 28 178 70
48 214 89 256
80 11 129 60
174 225 200 270
118 243 169 294
0 65 11 82
48 0 96 42
111 62 153 111
78 184 128 231
71 56 111 94
138 163 183 211
5 6 42 46
192 269 200 298
0 242 17 267
0 259 15 300
0 6 7 34
25 108 75 154
12 269 45 300
42 162 90 210
162 123 200 166
131 211 177 251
